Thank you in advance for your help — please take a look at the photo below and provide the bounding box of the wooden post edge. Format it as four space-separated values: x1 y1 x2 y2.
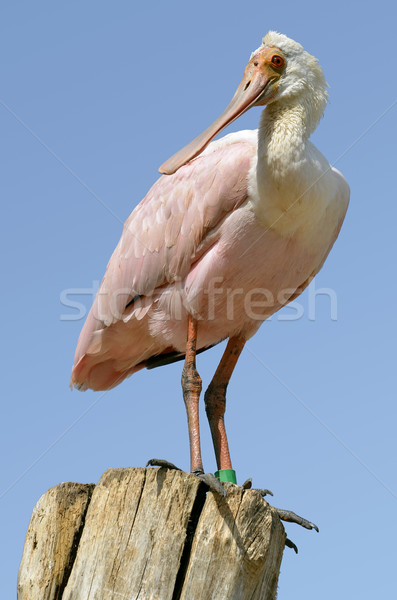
18 467 286 600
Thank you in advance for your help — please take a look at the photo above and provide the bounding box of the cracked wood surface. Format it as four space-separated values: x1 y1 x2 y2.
17 482 94 600
179 485 285 600
18 468 286 600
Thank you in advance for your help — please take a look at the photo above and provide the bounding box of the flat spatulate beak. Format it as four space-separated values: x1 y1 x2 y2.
159 47 280 175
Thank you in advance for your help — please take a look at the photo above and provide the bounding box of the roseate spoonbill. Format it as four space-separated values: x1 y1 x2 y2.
71 32 349 484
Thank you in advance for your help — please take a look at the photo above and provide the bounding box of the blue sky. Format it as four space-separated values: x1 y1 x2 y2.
2 2 396 597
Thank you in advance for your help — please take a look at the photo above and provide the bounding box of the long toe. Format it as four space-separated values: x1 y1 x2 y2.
241 477 273 496
275 508 319 532
145 458 182 471
197 473 227 497
285 538 298 553
255 488 274 497
241 478 252 489
145 460 226 497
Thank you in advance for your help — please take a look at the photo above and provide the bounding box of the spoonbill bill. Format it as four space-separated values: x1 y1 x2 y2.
71 32 349 484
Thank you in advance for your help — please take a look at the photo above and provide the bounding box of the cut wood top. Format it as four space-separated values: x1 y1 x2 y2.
18 468 286 600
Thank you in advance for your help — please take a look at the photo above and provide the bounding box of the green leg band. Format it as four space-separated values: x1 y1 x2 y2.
214 469 237 484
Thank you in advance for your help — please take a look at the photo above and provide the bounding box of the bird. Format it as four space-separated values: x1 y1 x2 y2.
71 31 349 484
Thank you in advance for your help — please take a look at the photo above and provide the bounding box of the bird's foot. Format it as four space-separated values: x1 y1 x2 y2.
275 508 319 532
274 509 318 554
285 538 298 553
197 472 226 497
241 477 273 497
145 458 181 471
240 477 318 554
145 458 226 497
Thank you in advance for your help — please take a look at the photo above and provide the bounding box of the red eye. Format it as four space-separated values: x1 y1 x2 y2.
271 55 284 69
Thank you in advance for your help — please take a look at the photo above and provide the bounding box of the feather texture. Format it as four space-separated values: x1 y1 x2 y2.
71 135 257 389
71 32 350 392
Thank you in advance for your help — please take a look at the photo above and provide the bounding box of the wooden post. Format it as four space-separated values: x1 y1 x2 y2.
18 467 286 600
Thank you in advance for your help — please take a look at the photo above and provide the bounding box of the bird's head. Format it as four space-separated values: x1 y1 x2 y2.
160 32 328 175
258 32 328 126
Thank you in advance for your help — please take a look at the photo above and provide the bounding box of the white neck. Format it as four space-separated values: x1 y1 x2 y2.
258 98 319 177
252 98 329 237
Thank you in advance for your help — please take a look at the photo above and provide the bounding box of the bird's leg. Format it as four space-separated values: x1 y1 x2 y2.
204 337 245 471
182 315 204 475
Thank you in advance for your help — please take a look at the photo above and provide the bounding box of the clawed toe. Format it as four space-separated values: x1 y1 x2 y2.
146 459 226 496
146 465 317 522
145 458 182 471
240 477 318 536
242 478 253 489
255 488 273 497
197 473 227 497
285 537 298 553
275 508 319 532
241 477 273 497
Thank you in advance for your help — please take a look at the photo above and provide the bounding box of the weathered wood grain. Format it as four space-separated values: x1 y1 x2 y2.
17 482 94 600
62 467 203 600
179 485 285 600
18 468 286 600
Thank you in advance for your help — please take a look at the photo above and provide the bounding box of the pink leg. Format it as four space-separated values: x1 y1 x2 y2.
182 315 204 475
204 337 245 471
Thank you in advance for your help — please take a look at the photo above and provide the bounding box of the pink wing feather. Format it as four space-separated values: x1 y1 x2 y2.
72 137 256 387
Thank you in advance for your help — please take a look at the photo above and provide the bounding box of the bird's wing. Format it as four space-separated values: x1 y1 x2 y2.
74 136 256 362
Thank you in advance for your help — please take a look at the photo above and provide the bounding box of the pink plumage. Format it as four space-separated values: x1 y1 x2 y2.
71 32 349 481
72 138 255 390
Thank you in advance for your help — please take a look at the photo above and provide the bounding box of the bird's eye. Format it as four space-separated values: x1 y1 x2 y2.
271 55 285 69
